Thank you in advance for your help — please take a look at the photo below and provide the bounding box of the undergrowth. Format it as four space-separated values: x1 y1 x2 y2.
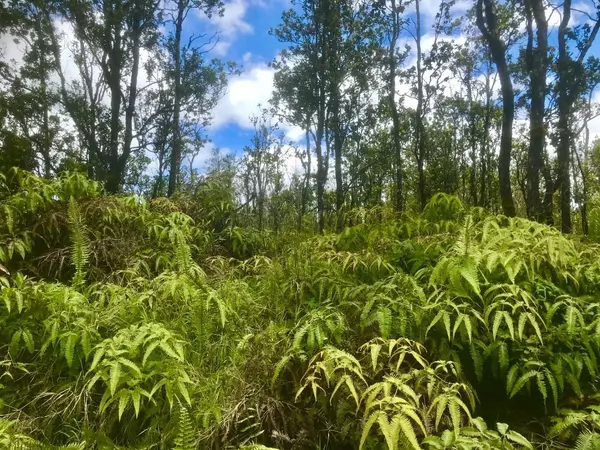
1 172 600 449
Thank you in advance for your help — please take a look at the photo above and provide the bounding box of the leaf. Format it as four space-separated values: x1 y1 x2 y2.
65 333 78 367
90 347 106 371
10 330 21 355
496 422 509 436
449 397 461 432
131 388 142 417
360 410 382 450
142 341 159 366
118 392 129 421
506 430 533 449
442 311 452 341
426 310 445 337
110 362 121 395
434 395 448 430
527 312 544 344
502 311 515 340
536 373 547 403
395 414 422 450
21 329 34 353
459 265 480 295
510 370 538 398
114 355 137 373
178 378 192 405
370 343 382 371
506 365 519 395
492 311 503 341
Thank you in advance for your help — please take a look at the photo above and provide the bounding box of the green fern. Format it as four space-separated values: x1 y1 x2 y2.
68 197 90 289
174 404 196 450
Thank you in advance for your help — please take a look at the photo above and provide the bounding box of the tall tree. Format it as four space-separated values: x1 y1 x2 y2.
272 0 330 233
476 0 516 216
555 0 600 232
523 0 548 221
53 0 160 192
165 0 222 196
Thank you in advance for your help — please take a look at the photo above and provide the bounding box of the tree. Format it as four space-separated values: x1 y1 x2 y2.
241 110 283 231
165 0 223 197
522 0 548 221
272 0 330 233
554 0 600 232
476 0 516 217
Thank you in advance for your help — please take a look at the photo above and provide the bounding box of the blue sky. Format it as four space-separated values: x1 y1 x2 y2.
188 0 292 166
185 0 600 170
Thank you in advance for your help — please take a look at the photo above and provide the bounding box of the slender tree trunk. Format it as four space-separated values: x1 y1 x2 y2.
476 0 516 216
48 15 100 179
389 0 403 212
35 10 52 178
465 71 478 205
524 0 547 221
314 0 327 234
415 0 427 211
298 125 311 232
121 7 142 192
557 0 572 232
480 61 493 208
168 0 186 197
105 2 124 194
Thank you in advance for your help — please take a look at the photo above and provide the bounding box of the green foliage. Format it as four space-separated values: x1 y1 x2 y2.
174 405 196 450
1 176 600 449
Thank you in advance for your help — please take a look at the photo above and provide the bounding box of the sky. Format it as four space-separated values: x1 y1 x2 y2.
190 0 472 170
192 0 600 172
1 0 599 175
190 0 293 167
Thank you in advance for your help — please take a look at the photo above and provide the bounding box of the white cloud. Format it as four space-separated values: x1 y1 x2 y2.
285 125 305 142
198 0 255 56
212 63 275 129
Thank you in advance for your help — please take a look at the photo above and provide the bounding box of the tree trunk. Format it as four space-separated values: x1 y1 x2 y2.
415 0 427 211
476 0 516 217
106 4 123 194
480 59 493 208
298 125 311 232
121 4 142 192
35 10 52 178
389 0 403 212
524 0 547 221
556 0 572 232
168 0 186 197
465 69 478 205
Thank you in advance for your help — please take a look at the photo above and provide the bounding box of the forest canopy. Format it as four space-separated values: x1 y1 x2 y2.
2 0 600 449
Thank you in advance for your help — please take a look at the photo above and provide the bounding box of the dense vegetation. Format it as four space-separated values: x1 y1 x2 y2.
2 0 600 448
1 169 600 449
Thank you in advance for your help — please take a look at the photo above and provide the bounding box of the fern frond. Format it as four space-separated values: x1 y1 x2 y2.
174 404 196 450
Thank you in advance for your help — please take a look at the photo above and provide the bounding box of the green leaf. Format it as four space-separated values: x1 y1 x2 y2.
110 362 121 395
178 378 192 406
506 430 533 449
131 388 142 417
142 341 159 367
492 311 503 341
90 347 106 371
370 343 382 371
506 365 519 394
510 370 538 398
496 422 509 436
360 410 382 450
117 358 142 378
118 391 129 420
65 333 78 368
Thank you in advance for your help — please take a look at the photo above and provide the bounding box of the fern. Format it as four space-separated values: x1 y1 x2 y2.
174 404 196 450
68 197 90 289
